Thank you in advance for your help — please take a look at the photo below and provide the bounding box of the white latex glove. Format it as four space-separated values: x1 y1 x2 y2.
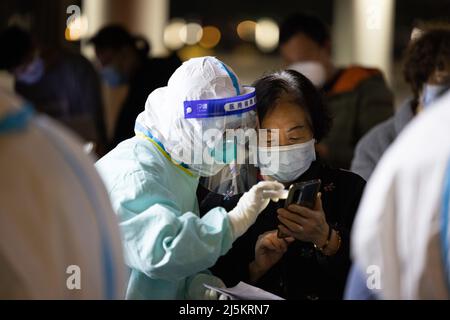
187 273 229 300
228 181 285 239
204 288 230 300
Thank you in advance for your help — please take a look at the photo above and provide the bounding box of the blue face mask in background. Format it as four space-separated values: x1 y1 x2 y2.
16 56 45 85
100 66 126 87
421 83 450 108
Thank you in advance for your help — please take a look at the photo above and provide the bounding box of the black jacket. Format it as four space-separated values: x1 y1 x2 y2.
199 161 365 300
110 54 181 150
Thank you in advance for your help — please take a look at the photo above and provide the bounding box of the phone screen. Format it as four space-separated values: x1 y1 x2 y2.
278 179 321 238
289 180 321 209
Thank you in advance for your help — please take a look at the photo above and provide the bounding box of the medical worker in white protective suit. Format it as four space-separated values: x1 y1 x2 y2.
345 90 450 299
0 87 126 299
96 56 285 299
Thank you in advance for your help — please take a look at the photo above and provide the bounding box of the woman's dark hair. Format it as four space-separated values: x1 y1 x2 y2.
404 28 450 99
89 24 150 59
279 12 330 47
253 69 332 142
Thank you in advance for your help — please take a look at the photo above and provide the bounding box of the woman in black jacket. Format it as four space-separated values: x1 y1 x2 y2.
200 70 365 300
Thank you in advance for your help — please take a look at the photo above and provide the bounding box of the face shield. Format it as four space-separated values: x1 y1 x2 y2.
135 56 260 196
183 87 259 197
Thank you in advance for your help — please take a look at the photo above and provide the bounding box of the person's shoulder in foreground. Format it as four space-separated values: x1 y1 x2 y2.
351 91 450 299
0 88 126 299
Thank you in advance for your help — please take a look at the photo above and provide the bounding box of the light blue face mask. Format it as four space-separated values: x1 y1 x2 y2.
422 84 450 108
16 57 45 85
100 66 126 87
210 139 238 164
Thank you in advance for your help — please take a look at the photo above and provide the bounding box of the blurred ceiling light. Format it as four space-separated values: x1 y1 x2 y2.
163 19 186 50
199 26 221 49
179 22 203 45
237 20 256 42
178 45 212 61
255 18 279 52
65 15 88 42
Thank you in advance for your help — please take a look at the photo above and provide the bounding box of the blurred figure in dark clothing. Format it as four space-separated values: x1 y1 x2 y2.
0 26 107 155
279 13 394 169
90 25 181 150
351 24 450 181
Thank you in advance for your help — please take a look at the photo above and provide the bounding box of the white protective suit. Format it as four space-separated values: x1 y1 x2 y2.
351 91 450 299
0 87 126 299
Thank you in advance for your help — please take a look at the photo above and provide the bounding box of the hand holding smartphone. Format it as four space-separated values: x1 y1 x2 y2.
277 179 321 238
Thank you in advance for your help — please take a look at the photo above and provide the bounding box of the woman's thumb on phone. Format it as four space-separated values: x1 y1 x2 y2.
315 192 323 211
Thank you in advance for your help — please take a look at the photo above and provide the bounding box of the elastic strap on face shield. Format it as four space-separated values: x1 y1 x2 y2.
184 87 256 119
219 62 241 95
134 122 194 177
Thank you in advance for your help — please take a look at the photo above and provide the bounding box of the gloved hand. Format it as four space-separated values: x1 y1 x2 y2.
187 273 229 300
204 288 230 300
228 181 285 239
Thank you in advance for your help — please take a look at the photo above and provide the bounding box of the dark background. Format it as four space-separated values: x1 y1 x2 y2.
1 0 449 58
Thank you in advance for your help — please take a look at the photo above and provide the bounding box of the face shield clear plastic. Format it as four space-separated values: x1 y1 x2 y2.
181 86 259 197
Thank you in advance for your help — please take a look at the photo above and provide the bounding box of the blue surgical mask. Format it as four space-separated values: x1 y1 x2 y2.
100 66 126 87
421 84 450 108
16 56 45 85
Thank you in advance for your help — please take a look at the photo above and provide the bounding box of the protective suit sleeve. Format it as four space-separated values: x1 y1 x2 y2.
108 169 234 281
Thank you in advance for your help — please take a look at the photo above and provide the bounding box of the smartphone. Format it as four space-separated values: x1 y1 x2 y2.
278 179 322 238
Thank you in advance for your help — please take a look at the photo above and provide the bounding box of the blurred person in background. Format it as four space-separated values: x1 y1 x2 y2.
346 89 450 299
351 25 450 180
89 25 181 151
280 12 394 169
0 86 125 299
0 26 107 155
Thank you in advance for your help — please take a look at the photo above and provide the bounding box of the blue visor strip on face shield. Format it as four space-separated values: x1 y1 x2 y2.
184 88 256 119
